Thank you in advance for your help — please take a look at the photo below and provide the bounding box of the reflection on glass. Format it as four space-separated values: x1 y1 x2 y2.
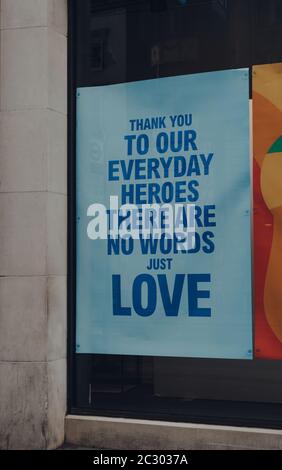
72 0 282 427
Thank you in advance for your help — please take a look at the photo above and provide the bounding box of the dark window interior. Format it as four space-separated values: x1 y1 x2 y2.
69 0 282 427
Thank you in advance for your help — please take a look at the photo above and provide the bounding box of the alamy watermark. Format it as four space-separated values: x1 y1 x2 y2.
86 196 196 251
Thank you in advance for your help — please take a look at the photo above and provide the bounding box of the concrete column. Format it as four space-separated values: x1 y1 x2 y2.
0 0 68 449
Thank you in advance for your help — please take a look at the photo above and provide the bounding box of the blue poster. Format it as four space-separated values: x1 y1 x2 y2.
76 69 253 359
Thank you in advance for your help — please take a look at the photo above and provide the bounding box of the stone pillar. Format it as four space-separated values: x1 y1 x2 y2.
0 0 68 449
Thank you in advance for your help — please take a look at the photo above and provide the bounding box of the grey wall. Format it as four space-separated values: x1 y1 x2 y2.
0 0 68 449
65 416 282 450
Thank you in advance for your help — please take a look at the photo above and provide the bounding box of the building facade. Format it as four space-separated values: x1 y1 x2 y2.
2 0 282 450
0 0 67 449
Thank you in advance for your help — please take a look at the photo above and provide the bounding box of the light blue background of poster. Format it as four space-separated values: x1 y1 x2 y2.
76 69 253 359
